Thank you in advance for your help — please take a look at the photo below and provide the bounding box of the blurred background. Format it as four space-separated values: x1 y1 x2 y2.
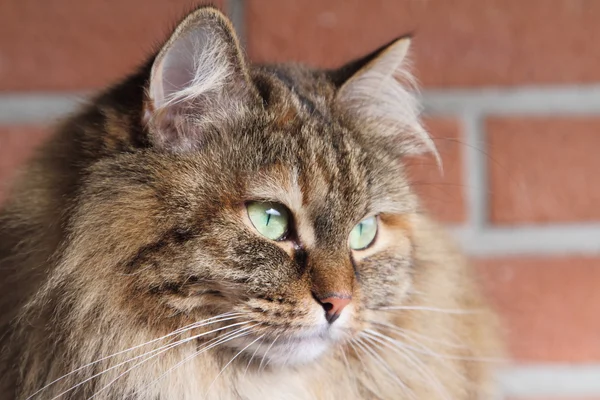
1 0 599 398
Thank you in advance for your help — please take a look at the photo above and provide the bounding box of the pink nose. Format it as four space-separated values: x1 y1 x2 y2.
318 295 352 324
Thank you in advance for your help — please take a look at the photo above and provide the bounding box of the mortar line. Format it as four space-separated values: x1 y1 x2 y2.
450 225 600 256
421 85 600 115
462 112 488 230
3 85 600 123
500 364 600 397
0 94 85 124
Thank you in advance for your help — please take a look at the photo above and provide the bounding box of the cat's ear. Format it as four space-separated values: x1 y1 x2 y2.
145 7 258 151
333 37 438 160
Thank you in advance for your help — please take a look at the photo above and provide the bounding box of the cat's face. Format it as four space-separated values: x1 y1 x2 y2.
124 112 415 365
67 8 434 366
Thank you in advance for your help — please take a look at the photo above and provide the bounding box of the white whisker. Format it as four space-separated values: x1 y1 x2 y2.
366 327 501 363
243 334 266 378
258 333 280 373
278 336 295 367
347 339 367 373
339 346 352 375
362 330 450 400
205 332 266 397
125 324 260 400
51 320 250 400
366 325 468 384
376 306 478 314
352 337 416 399
370 320 467 350
27 312 243 400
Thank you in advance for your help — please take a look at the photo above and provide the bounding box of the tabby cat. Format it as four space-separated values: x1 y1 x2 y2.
0 6 500 400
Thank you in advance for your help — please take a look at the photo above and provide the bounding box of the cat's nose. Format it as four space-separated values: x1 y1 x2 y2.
317 295 351 324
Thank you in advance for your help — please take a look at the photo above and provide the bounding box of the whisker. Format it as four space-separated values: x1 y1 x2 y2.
205 332 266 397
374 306 479 314
347 340 367 372
258 333 280 373
376 324 464 357
365 327 502 363
390 331 469 385
124 333 238 400
278 336 296 367
362 330 451 400
369 321 467 350
124 324 260 400
27 312 243 400
339 345 352 376
243 334 266 378
50 321 250 400
366 324 468 384
353 337 416 400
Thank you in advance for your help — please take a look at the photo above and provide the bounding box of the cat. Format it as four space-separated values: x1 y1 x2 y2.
0 6 501 400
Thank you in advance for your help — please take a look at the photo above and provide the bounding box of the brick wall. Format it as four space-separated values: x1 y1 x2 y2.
1 1 599 397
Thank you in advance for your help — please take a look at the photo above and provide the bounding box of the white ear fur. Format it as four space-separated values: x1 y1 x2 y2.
336 39 440 164
149 18 233 112
145 8 253 151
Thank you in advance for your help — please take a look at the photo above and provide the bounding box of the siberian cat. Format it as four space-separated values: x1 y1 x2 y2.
0 6 500 400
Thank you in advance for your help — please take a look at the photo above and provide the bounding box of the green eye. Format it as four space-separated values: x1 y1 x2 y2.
349 216 378 250
246 202 290 241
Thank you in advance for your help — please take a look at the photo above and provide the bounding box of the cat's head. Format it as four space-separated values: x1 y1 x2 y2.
59 7 437 366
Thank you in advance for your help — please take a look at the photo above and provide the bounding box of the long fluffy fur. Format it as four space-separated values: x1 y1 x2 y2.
0 6 501 400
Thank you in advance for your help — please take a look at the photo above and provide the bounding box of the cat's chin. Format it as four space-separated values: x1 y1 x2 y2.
229 317 351 366
253 335 331 366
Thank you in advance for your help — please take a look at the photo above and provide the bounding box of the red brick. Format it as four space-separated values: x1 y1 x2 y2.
487 117 600 225
0 127 50 203
246 0 600 87
246 0 424 68
476 257 600 362
0 0 225 91
406 118 465 224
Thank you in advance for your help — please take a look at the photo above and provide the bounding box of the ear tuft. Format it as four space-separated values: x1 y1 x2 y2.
145 7 257 151
335 38 440 165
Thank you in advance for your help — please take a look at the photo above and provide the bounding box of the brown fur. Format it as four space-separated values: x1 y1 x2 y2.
0 6 501 399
